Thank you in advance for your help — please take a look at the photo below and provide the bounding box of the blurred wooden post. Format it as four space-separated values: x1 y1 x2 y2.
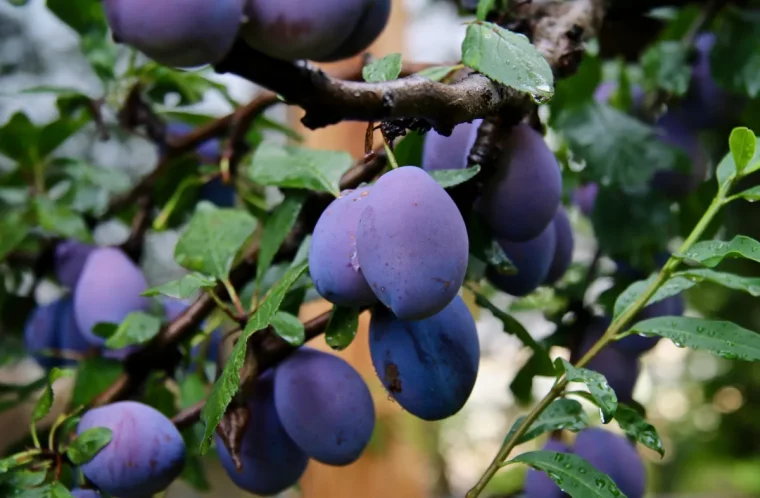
292 3 433 497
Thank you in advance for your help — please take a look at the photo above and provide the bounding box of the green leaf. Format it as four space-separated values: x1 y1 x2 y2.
729 127 757 174
614 403 664 457
255 193 306 292
33 367 74 422
556 359 617 423
677 235 760 268
629 316 760 361
142 273 217 299
97 311 162 349
46 0 106 34
180 373 207 409
72 357 123 407
716 150 737 187
427 165 481 188
732 185 760 202
505 399 589 445
324 305 360 351
0 112 40 166
461 21 554 100
612 274 693 319
65 427 113 465
0 212 30 262
641 41 691 96
471 290 553 374
710 9 760 98
200 261 309 453
512 451 626 498
674 268 760 296
476 0 496 21
414 65 461 82
270 311 305 346
249 142 354 197
362 53 402 82
556 103 683 188
174 203 257 279
34 197 91 242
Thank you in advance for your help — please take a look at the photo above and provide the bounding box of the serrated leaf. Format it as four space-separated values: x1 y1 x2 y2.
255 193 305 292
505 399 589 444
324 305 360 351
142 273 217 299
677 235 760 268
512 451 626 498
270 311 305 346
556 359 617 423
174 203 257 279
629 316 760 361
200 261 308 453
476 0 496 20
641 41 691 96
461 21 553 100
34 197 91 242
729 127 757 174
33 367 74 422
674 268 760 296
94 312 162 349
66 427 112 465
613 274 693 319
72 357 123 407
427 165 481 188
249 142 354 197
0 212 30 262
414 65 461 82
614 403 664 456
362 53 402 82
471 290 553 373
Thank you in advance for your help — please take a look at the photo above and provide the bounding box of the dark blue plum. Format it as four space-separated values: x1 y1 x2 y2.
579 318 640 403
525 438 571 498
58 297 97 361
71 490 100 498
617 295 685 355
54 241 95 288
199 177 236 207
319 0 392 62
78 401 186 498
356 166 468 320
164 122 221 163
571 183 598 216
650 110 707 198
74 247 150 346
422 120 481 172
487 222 557 297
368 295 480 421
217 374 309 495
574 428 646 498
544 208 574 285
103 0 244 67
273 348 375 466
309 187 378 307
593 81 645 109
480 124 562 242
24 297 94 368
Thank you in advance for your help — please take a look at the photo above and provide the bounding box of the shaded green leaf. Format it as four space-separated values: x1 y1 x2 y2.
325 305 360 351
613 274 693 319
629 316 760 361
34 197 91 242
556 359 617 423
729 127 757 174
0 212 30 262
732 185 760 202
427 165 481 188
174 203 257 279
505 399 589 445
256 193 306 292
270 311 305 346
142 273 217 299
66 427 112 465
476 0 496 21
677 235 760 268
614 403 664 457
200 261 308 453
33 367 75 422
461 21 553 100
711 9 760 98
72 357 123 407
362 53 402 82
674 268 760 296
414 65 461 82
93 312 162 349
641 41 691 96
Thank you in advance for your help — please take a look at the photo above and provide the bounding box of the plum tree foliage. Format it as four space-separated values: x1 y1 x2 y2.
2 0 760 497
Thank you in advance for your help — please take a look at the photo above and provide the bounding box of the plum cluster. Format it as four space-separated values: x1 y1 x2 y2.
102 0 391 67
217 348 375 495
526 429 646 498
424 121 573 297
309 166 480 421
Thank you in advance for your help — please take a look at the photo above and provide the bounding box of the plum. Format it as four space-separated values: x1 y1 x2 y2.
480 124 562 242
319 0 392 62
71 490 100 498
578 318 640 403
593 81 645 109
164 122 221 163
58 297 97 360
573 428 646 498
199 177 236 207
544 208 574 285
571 183 598 216
421 120 481 172
74 247 150 345
218 373 309 495
102 0 244 68
273 348 375 466
78 401 186 498
487 221 557 297
309 187 378 307
368 295 480 421
241 0 368 61
25 297 93 368
524 438 571 498
356 166 468 320
54 240 95 288
617 295 685 355
650 110 708 198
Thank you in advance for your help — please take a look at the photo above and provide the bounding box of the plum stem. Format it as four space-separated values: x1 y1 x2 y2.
467 163 734 498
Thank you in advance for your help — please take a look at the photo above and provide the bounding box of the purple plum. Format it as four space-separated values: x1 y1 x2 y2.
578 318 640 403
525 438 571 498
544 208 574 285
24 297 94 368
71 490 100 498
574 428 646 498
487 221 557 297
319 0 392 62
421 120 481 172
54 241 95 288
617 295 685 355
571 183 598 216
